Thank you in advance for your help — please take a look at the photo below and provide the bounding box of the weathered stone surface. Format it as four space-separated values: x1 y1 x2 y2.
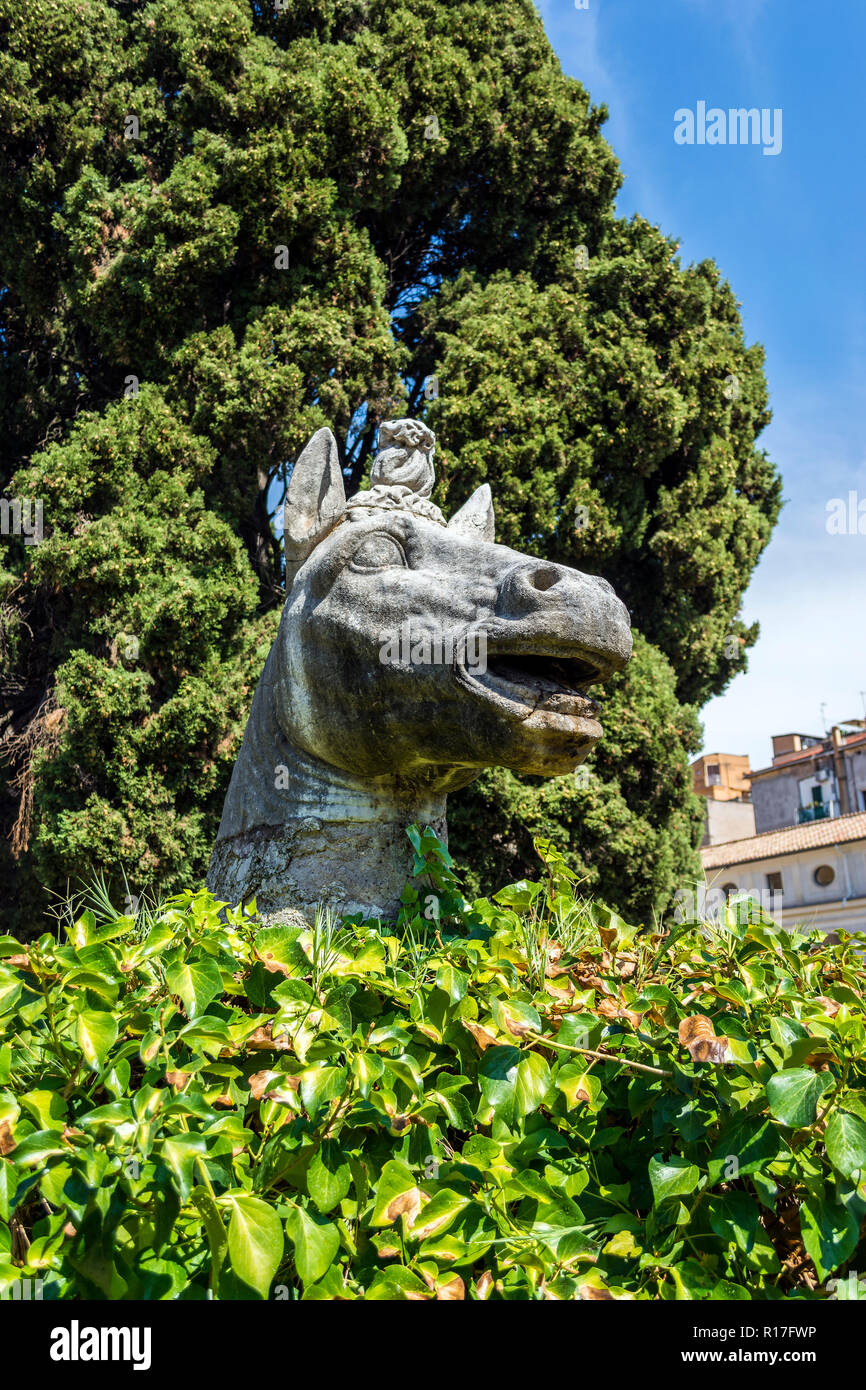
208 813 449 924
207 419 632 919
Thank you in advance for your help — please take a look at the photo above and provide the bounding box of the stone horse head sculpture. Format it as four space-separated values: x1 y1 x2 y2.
207 419 632 920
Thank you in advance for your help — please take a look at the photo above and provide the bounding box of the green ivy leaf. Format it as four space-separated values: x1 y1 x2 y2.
284 1203 339 1285
350 1052 384 1098
766 1068 833 1128
79 1100 137 1143
0 975 22 1016
165 955 223 1019
307 1140 351 1214
160 1133 208 1203
435 964 468 1002
649 1154 701 1207
299 1066 346 1117
75 1010 118 1070
10 1130 68 1167
554 1062 601 1108
491 997 541 1038
365 1265 431 1300
800 1191 859 1280
707 1115 780 1183
254 925 305 974
825 1110 866 1183
493 881 542 909
707 1192 760 1253
478 1045 550 1126
227 1194 284 1298
0 1159 18 1221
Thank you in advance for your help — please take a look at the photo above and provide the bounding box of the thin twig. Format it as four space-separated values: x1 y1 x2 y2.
526 1031 672 1077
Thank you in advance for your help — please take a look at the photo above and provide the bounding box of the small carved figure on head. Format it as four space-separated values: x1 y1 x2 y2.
370 419 435 496
348 418 444 525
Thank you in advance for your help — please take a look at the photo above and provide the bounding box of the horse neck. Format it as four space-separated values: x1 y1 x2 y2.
215 648 445 840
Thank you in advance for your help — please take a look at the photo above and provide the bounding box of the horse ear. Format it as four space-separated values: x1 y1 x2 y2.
284 428 346 582
447 483 495 543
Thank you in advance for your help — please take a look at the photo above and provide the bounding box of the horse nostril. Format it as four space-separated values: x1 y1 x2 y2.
527 566 561 592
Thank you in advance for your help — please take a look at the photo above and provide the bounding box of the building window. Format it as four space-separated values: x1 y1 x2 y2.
766 871 783 893
721 883 738 897
706 764 721 786
814 864 835 887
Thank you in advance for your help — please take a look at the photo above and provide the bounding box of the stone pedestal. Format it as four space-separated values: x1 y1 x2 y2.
208 814 448 923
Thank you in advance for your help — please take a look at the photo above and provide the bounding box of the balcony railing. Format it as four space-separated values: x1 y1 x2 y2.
798 803 831 823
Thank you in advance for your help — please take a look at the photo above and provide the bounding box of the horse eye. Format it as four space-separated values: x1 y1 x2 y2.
350 533 406 571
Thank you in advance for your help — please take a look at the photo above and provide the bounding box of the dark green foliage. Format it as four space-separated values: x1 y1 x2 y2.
2 837 863 1301
0 0 780 930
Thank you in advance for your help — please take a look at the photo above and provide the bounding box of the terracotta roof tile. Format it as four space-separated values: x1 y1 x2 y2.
701 810 866 870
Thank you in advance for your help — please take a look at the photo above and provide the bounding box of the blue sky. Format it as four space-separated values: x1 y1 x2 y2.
538 0 866 771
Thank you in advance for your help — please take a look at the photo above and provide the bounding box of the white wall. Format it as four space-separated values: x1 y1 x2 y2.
704 799 756 845
703 839 866 934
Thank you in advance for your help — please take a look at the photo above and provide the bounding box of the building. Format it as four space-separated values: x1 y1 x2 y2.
691 751 755 845
700 809 866 935
692 751 752 801
749 723 866 834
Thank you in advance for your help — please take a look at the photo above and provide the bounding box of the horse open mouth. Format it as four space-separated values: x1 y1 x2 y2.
486 652 602 702
456 644 606 728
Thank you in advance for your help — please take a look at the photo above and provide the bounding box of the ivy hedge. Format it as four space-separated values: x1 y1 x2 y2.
1 831 864 1300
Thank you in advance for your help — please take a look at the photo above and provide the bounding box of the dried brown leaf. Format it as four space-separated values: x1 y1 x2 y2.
614 952 638 980
678 1014 731 1064
246 1023 292 1052
544 942 564 976
248 1069 277 1100
386 1188 421 1224
816 996 841 1018
462 1020 498 1051
678 1014 715 1047
436 1274 465 1300
690 1037 731 1064
579 1283 615 1300
545 978 575 1003
597 996 641 1029
803 1051 837 1071
500 1006 534 1038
